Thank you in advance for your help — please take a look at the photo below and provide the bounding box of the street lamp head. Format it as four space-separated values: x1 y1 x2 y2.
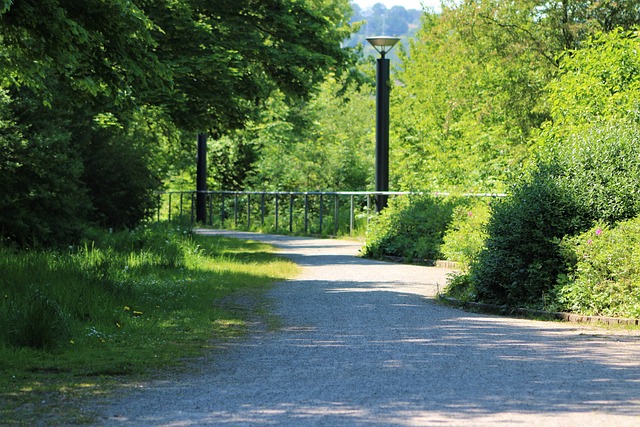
366 36 401 56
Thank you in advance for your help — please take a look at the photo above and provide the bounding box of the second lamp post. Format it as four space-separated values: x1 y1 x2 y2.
367 36 400 212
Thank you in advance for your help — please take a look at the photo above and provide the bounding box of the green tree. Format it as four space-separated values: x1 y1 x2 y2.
0 0 166 107
240 72 375 191
392 8 544 193
140 0 356 133
391 0 640 193
0 0 357 245
0 90 90 246
541 28 640 138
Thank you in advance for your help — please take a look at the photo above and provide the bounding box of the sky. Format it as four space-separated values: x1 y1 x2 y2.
353 0 441 11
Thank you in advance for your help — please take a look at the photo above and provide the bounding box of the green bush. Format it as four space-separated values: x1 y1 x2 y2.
443 271 476 302
80 128 162 230
363 194 463 260
470 169 585 306
468 122 640 308
441 199 491 266
555 218 640 318
547 123 640 224
0 90 91 247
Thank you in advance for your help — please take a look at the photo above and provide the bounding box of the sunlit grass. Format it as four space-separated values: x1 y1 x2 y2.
0 222 298 425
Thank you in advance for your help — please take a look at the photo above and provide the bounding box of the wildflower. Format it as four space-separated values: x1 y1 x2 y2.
595 228 603 236
588 239 593 245
468 212 473 217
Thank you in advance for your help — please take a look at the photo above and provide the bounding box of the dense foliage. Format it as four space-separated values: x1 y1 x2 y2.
556 219 640 318
5 0 640 319
363 194 466 261
348 3 640 317
464 29 640 309
441 199 491 267
390 0 640 193
238 74 376 191
0 0 355 246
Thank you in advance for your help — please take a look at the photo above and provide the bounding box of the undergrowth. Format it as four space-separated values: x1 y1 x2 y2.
0 222 298 425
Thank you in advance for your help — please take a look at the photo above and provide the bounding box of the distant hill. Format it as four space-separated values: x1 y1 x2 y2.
347 2 424 60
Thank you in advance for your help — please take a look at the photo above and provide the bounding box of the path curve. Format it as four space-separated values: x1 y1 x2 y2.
99 231 640 426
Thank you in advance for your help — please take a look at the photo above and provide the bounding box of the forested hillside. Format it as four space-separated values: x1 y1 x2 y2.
346 2 423 57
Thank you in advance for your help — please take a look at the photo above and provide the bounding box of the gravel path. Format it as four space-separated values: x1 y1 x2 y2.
98 230 640 426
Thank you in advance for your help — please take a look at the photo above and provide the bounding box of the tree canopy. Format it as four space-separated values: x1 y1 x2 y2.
389 0 640 193
0 0 356 246
1 0 355 132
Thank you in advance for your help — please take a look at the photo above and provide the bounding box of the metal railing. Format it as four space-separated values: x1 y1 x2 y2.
155 190 505 236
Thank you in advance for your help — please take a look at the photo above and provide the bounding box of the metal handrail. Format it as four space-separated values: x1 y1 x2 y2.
154 190 506 236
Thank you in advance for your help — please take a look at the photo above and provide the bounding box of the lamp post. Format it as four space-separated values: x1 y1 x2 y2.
196 133 207 223
367 36 400 212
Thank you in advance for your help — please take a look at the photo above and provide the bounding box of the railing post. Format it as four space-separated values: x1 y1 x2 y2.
334 194 339 235
319 194 324 234
289 194 294 233
179 193 184 218
304 193 309 234
234 193 238 228
221 193 225 227
367 194 371 225
190 192 195 223
208 193 213 225
261 193 266 227
275 193 279 232
168 193 172 222
350 194 354 236
247 194 251 230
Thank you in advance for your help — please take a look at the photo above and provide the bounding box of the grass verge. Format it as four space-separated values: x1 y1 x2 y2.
0 222 298 425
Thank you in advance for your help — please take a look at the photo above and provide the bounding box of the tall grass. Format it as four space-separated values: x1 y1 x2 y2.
0 222 298 424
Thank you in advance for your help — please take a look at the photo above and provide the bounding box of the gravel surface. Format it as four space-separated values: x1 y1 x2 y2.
97 230 640 426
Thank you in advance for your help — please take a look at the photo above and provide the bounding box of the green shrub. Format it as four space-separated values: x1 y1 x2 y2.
470 122 640 308
363 194 463 260
443 271 476 302
470 168 587 307
441 199 491 266
0 90 91 247
548 123 640 224
80 127 162 230
555 219 640 318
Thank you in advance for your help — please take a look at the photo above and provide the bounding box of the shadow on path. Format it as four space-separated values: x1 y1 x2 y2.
101 230 640 426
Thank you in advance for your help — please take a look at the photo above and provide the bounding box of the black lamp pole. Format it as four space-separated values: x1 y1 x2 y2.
367 36 400 212
375 50 391 211
196 133 207 223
